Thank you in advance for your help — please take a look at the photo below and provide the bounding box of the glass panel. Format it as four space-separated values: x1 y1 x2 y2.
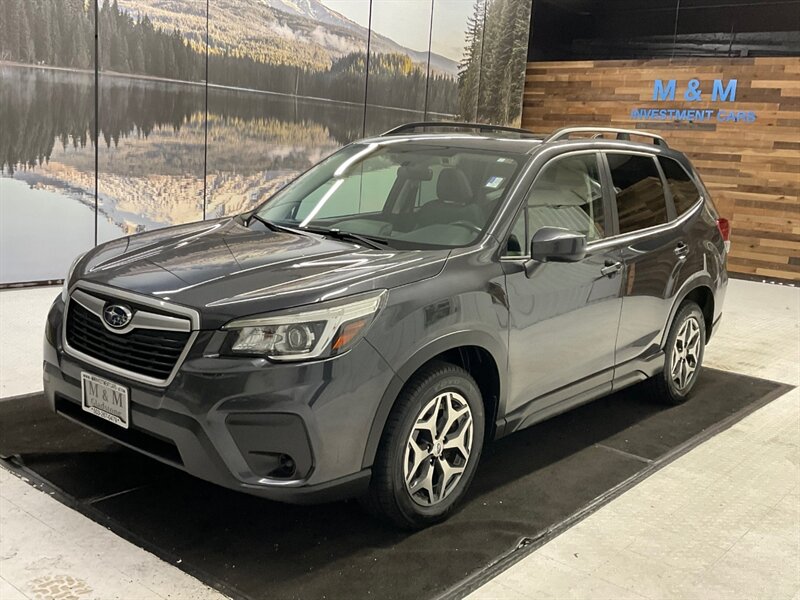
363 0 434 134
0 1 97 284
527 154 605 241
607 153 669 234
205 0 369 220
659 157 701 216
97 0 207 244
426 0 466 120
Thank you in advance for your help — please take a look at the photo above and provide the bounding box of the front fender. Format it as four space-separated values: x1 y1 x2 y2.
361 329 508 470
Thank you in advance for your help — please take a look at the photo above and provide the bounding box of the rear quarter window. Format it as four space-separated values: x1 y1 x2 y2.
658 156 702 216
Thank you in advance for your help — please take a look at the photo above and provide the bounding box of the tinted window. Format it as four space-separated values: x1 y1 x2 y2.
526 153 605 241
659 156 701 216
607 154 668 234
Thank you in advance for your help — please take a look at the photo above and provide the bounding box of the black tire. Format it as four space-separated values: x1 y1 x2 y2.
363 361 485 530
646 301 706 405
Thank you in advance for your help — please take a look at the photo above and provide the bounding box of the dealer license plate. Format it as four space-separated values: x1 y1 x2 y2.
81 372 129 429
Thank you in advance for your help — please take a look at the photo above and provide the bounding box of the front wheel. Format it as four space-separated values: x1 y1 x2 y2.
647 301 706 405
363 361 485 529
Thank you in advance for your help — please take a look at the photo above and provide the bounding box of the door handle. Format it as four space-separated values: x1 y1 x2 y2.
600 260 622 277
674 242 689 259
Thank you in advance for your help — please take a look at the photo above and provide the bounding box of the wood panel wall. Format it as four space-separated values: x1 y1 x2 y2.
521 57 800 282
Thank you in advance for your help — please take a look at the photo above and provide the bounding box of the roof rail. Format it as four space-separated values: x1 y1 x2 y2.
545 127 669 148
380 121 538 138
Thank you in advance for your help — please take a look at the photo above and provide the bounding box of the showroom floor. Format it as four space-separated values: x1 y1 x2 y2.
0 278 798 600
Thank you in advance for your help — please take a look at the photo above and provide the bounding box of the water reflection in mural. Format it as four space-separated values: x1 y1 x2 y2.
97 0 206 242
204 0 369 218
0 0 532 284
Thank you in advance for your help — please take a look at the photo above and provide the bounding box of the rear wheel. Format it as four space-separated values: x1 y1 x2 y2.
363 361 485 529
647 301 706 405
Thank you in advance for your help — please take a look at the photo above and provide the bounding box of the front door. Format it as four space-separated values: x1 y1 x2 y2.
502 152 624 424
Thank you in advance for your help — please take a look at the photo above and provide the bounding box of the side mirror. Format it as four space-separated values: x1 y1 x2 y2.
529 226 587 264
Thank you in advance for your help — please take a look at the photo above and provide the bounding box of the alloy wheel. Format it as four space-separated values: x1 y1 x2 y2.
403 391 474 506
670 315 701 391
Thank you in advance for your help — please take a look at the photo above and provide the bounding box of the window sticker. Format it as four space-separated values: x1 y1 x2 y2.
485 176 504 189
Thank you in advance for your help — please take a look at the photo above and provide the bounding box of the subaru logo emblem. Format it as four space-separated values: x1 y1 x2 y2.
103 304 133 329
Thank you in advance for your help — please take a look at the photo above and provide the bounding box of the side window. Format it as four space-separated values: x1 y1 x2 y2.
658 156 701 216
505 209 526 256
526 153 605 241
607 153 668 234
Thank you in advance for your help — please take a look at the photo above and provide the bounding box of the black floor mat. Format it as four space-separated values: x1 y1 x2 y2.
0 370 790 600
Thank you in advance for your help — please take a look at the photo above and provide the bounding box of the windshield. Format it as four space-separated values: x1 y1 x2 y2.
255 142 525 249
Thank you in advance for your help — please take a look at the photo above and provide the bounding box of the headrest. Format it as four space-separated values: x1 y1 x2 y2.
398 164 433 181
437 168 473 204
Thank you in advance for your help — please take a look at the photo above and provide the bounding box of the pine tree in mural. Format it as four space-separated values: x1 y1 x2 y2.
457 0 532 125
0 0 93 67
458 0 485 121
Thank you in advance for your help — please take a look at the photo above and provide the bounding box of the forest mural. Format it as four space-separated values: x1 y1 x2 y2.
0 0 533 284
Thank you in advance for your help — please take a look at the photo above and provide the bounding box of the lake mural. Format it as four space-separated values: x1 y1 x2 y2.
0 0 533 284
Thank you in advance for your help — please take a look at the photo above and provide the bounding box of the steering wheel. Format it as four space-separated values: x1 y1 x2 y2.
451 221 482 234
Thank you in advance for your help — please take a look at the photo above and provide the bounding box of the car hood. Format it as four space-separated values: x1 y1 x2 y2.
78 218 449 328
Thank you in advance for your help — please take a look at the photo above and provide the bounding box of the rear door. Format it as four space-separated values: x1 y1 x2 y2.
603 151 688 369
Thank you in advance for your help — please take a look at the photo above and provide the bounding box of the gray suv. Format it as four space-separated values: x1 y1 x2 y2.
44 123 729 529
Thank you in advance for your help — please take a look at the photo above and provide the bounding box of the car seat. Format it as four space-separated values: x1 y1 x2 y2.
415 168 483 229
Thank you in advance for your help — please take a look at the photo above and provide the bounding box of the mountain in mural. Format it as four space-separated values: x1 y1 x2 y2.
267 0 362 30
117 0 459 75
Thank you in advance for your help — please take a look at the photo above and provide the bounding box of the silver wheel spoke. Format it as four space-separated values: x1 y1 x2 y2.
408 460 436 498
685 358 697 378
443 424 470 460
405 436 429 485
441 394 469 440
415 396 441 439
670 348 680 377
438 458 465 498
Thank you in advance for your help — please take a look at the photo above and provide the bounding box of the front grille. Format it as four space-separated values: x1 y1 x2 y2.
66 301 191 381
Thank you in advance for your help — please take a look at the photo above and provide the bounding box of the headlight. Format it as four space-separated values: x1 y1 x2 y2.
222 290 387 361
61 252 87 302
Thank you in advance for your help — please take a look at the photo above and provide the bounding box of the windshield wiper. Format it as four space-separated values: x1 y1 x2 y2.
247 213 297 233
301 226 389 250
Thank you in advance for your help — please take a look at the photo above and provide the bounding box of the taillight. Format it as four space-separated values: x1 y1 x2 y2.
716 218 731 253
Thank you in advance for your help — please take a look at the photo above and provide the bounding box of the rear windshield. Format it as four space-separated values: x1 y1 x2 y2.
256 143 525 249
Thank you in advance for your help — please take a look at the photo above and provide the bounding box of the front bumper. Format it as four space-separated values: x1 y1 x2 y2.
44 297 398 504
